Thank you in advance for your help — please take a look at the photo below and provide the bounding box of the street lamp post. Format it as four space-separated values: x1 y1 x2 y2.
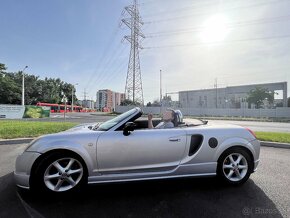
22 66 28 106
61 93 68 121
160 69 162 115
71 83 78 112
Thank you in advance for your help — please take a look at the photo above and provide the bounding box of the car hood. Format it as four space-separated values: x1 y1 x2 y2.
26 123 104 152
65 122 101 133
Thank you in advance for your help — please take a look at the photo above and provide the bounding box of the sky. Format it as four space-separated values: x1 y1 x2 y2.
0 0 290 103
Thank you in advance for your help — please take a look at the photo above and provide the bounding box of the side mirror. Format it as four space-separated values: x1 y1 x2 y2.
123 122 136 136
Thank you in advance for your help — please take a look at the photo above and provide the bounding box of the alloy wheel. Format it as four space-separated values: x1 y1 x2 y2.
43 158 83 192
222 153 248 182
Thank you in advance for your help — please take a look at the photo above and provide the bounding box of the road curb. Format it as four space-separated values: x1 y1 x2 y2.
0 138 33 145
260 141 290 149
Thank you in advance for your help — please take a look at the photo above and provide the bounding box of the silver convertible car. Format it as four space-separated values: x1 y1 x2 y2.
15 107 260 193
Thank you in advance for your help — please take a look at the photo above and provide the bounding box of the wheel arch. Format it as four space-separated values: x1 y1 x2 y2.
217 145 254 165
30 139 96 173
30 149 90 185
214 137 256 161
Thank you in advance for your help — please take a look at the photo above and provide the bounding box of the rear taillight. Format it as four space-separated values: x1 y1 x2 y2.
245 127 256 138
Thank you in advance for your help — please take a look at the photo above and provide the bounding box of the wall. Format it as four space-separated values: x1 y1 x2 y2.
0 105 25 119
0 104 50 119
116 106 290 118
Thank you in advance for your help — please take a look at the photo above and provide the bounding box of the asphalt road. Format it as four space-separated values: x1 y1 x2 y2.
208 120 290 133
0 144 289 218
22 112 290 133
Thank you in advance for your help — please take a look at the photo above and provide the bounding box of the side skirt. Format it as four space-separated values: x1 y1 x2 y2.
88 162 217 184
88 173 216 184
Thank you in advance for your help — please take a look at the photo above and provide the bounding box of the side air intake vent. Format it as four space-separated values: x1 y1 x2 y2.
189 135 203 156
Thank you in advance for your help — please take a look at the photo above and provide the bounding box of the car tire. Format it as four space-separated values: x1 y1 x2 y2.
217 147 253 185
31 151 87 194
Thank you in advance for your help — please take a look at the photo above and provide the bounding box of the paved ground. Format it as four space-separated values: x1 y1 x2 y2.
0 144 26 177
0 144 289 218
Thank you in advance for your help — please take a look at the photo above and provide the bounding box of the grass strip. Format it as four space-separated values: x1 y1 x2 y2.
255 132 290 144
0 120 77 139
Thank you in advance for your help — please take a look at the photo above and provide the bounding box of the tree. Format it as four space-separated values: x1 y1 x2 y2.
120 99 141 106
0 74 22 104
146 102 152 107
0 65 22 104
247 87 275 109
146 96 173 107
162 95 172 107
35 78 76 104
0 63 6 72
0 63 78 105
150 99 161 107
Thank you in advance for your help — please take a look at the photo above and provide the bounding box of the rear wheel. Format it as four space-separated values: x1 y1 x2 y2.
31 152 87 193
217 147 253 185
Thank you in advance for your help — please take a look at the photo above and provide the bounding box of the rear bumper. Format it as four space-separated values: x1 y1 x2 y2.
248 139 260 172
253 159 260 172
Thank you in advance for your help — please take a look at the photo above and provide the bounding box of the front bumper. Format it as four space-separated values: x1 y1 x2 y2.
14 151 41 189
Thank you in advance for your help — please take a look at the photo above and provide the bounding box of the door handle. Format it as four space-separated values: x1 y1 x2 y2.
169 138 181 142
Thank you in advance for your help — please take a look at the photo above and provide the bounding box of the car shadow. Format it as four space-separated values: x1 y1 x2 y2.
0 172 283 218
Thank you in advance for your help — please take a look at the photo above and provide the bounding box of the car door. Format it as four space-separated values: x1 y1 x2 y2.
96 128 187 174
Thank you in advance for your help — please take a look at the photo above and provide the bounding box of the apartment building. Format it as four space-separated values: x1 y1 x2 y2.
96 89 125 112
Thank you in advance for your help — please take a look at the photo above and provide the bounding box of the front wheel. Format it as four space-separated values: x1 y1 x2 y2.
217 148 253 185
31 152 87 193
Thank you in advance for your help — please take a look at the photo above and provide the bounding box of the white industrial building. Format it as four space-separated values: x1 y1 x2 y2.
179 82 288 109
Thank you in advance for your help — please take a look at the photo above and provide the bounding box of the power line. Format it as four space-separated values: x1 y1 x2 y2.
86 41 123 90
97 63 128 91
86 44 126 91
145 15 290 38
139 0 213 5
84 14 123 89
144 0 290 24
143 34 290 49
95 57 128 89
142 0 223 18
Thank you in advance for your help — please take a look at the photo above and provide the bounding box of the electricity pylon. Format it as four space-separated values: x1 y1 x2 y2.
122 0 145 105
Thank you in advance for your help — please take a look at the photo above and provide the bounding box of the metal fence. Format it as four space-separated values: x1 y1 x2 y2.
116 106 290 118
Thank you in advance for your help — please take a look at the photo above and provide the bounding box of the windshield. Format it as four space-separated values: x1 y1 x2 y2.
96 108 138 131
